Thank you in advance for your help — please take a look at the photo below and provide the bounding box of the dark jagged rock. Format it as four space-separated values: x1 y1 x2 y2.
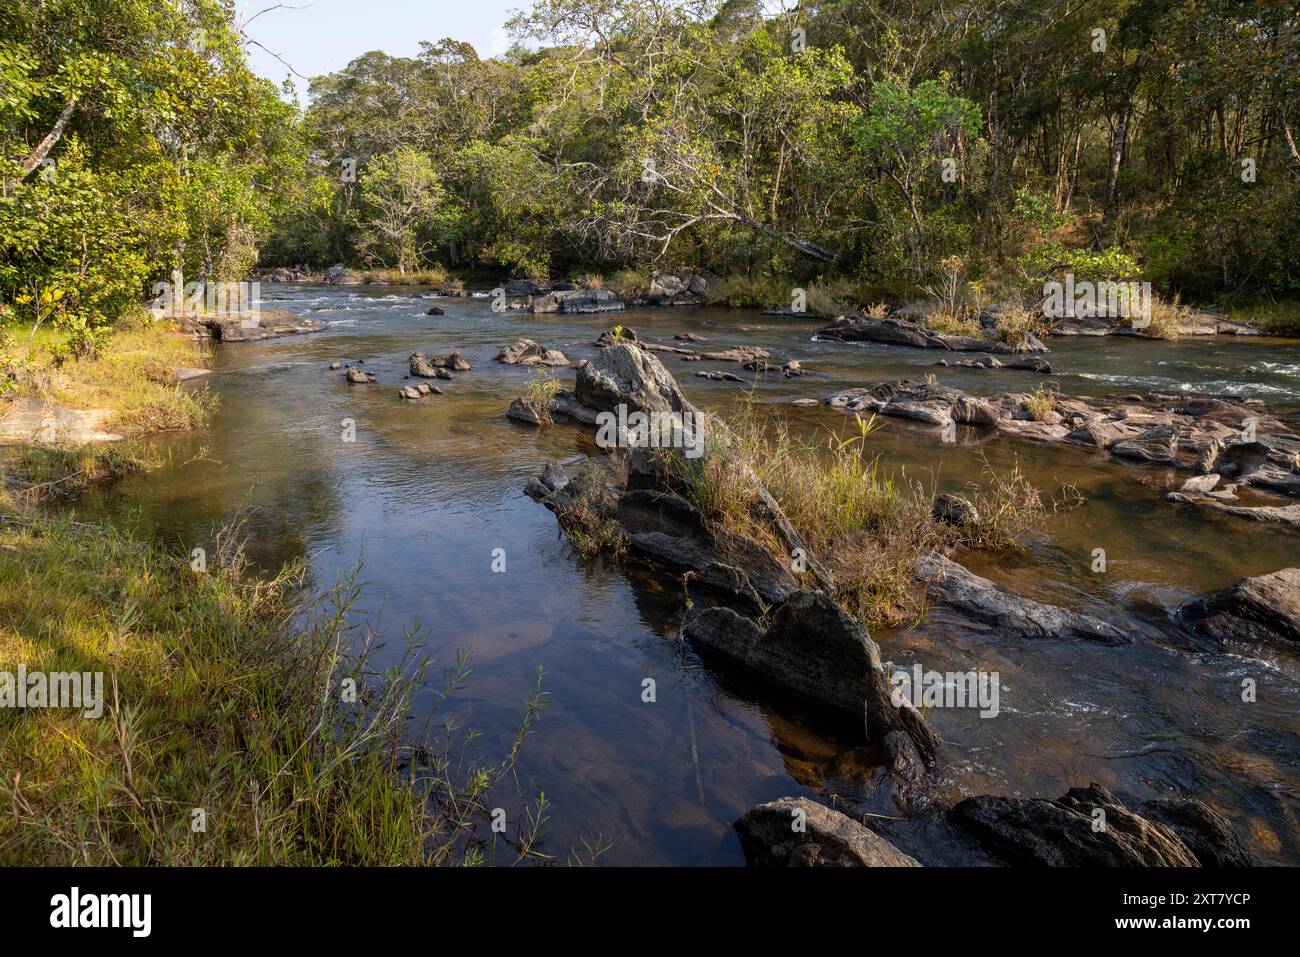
931 493 979 527
1139 799 1257 867
952 784 1200 866
915 552 1131 644
734 797 920 867
682 590 939 761
425 305 445 315
506 396 545 426
1177 567 1300 646
617 489 796 609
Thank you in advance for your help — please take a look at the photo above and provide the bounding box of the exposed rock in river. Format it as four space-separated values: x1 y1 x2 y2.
825 381 1300 521
734 797 920 867
1177 567 1300 646
952 783 1202 866
815 314 1048 354
682 590 939 760
172 310 320 342
495 338 570 367
915 552 1131 644
1138 798 1257 866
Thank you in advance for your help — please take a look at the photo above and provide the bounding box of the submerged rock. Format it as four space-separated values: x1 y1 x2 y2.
682 590 939 760
952 784 1201 866
1177 567 1300 646
734 797 920 867
915 552 1130 644
345 367 376 384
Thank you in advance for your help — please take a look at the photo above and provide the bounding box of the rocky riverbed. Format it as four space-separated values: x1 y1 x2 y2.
60 282 1300 866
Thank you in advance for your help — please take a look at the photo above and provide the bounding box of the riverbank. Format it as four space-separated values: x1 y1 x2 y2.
0 320 545 865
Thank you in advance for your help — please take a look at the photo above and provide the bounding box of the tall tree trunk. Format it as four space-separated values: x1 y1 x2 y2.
4 96 77 193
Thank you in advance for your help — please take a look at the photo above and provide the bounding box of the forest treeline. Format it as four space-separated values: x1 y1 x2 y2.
3 0 1299 353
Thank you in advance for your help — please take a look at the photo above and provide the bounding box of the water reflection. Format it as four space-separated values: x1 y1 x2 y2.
74 285 1300 865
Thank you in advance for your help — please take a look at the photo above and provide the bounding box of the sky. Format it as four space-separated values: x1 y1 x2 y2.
234 0 524 93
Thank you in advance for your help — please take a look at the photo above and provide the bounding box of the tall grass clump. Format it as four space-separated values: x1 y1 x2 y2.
0 515 595 865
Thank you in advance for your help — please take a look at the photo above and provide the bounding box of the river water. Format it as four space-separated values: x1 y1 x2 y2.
78 285 1300 865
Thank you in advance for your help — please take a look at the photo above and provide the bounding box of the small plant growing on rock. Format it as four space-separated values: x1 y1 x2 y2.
1024 384 1057 421
994 306 1049 349
523 369 564 424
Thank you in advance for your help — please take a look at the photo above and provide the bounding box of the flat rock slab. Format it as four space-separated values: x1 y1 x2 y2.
1166 492 1300 527
172 310 320 342
0 398 123 444
816 315 1048 354
915 552 1131 644
735 797 920 867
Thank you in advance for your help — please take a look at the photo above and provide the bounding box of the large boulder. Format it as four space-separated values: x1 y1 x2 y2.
573 342 699 418
915 552 1130 644
1177 567 1300 646
734 797 920 867
952 784 1201 866
681 590 939 761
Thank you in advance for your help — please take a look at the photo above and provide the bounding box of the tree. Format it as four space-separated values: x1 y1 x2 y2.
354 147 447 274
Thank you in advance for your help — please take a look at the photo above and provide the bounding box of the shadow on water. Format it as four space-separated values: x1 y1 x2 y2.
73 284 1300 865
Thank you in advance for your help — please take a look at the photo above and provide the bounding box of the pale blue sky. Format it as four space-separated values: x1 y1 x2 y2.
235 0 524 93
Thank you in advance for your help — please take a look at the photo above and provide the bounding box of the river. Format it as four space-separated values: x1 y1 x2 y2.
76 284 1300 865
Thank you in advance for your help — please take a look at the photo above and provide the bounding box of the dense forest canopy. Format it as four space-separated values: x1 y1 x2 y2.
2 0 1298 352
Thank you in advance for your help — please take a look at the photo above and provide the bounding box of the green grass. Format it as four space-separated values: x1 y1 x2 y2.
1023 384 1058 422
1224 301 1300 336
658 405 1053 631
703 274 791 308
2 314 213 437
0 514 575 865
360 267 457 287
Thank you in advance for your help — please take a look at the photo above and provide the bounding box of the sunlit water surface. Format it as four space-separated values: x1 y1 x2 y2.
76 285 1300 864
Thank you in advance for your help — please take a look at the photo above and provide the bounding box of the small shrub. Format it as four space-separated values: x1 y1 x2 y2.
1023 384 1057 421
